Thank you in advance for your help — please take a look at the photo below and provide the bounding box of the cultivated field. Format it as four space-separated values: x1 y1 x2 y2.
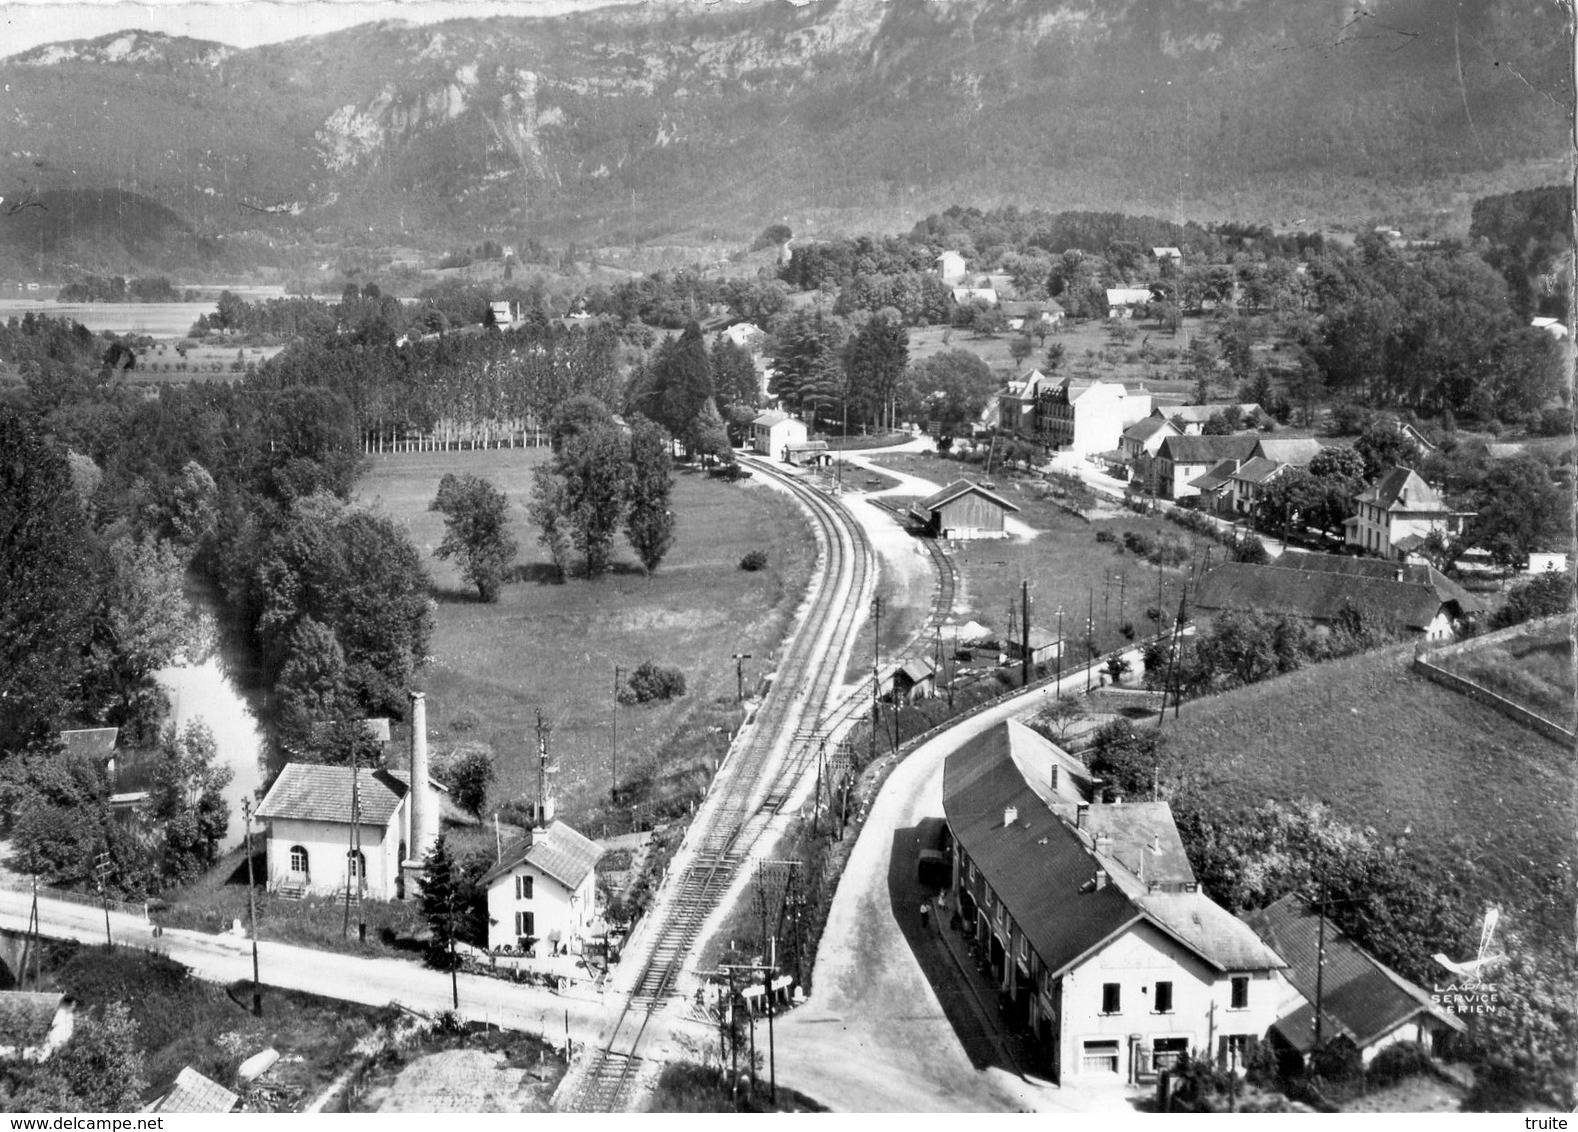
1430 616 1576 731
355 448 815 832
1162 641 1575 942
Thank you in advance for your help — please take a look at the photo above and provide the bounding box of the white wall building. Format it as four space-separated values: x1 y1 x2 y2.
751 410 808 458
482 820 602 956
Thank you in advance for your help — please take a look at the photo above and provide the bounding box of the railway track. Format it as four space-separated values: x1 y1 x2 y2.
561 453 882 1112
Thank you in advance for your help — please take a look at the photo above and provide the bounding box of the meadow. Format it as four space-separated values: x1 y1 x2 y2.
1430 616 1576 730
1161 641 1575 943
355 447 814 833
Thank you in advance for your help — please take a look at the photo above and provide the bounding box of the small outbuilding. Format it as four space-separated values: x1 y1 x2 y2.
879 657 938 704
909 479 1021 540
784 440 832 467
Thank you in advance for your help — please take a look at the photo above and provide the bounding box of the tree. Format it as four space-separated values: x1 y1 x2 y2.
710 337 761 409
626 417 676 573
420 834 472 1004
912 350 995 453
0 406 101 750
769 309 848 420
1488 568 1574 629
149 720 232 885
1353 419 1422 480
1088 719 1163 801
649 321 715 449
844 308 910 432
1466 456 1567 573
559 422 629 579
0 744 111 886
19 1003 146 1112
527 464 573 583
272 616 350 756
440 742 494 817
548 394 614 452
431 473 517 602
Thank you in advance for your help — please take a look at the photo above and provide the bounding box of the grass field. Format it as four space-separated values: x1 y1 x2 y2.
1161 641 1575 943
355 447 814 832
867 451 1223 657
1431 616 1576 730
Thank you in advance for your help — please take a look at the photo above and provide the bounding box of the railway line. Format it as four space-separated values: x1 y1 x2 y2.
562 453 888 1112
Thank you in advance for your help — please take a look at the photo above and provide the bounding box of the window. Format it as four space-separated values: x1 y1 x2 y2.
1154 981 1173 1014
515 911 535 938
1081 1039 1121 1075
1230 976 1249 1010
1101 983 1121 1015
1220 1034 1250 1069
289 845 309 875
516 874 534 900
345 850 365 884
1017 933 1029 963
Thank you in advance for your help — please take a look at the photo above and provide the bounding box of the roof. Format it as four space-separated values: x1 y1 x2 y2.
152 1067 241 1114
1245 896 1466 1053
1153 246 1183 258
255 764 407 827
0 993 65 1049
943 724 1284 977
1122 417 1175 443
1230 457 1284 485
1354 467 1451 512
1158 435 1262 465
1106 287 1154 305
915 479 1021 515
1188 459 1242 493
482 820 602 891
1191 561 1481 630
883 657 937 687
1271 551 1483 613
57 727 117 760
785 440 829 452
1168 403 1261 424
1253 438 1325 467
751 410 794 428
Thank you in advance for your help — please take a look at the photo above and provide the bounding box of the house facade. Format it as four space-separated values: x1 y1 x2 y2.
935 251 968 285
1105 287 1154 318
909 479 1020 540
943 722 1287 1085
751 411 808 458
254 764 410 900
1343 468 1473 561
1160 403 1264 436
1229 457 1287 517
482 820 602 956
1155 435 1260 500
1035 379 1154 458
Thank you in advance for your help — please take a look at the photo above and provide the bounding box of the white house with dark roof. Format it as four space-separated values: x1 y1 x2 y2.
1343 467 1473 561
943 722 1287 1084
751 410 807 458
482 820 602 956
1105 287 1155 318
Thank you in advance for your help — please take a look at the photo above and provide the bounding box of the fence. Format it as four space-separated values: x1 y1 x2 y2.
0 874 150 922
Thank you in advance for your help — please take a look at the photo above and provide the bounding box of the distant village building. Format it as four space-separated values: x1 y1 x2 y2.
1245 896 1466 1066
1192 552 1484 640
942 721 1288 1084
1526 551 1568 575
482 820 602 956
1104 287 1154 318
1186 459 1243 514
1531 316 1568 340
721 322 765 351
1343 468 1473 562
951 286 999 308
1154 435 1261 500
784 440 832 467
934 251 968 285
909 479 1020 540
1003 627 1064 668
0 992 73 1062
1159 403 1263 436
1152 247 1183 263
997 368 1054 434
1036 378 1154 458
751 411 808 458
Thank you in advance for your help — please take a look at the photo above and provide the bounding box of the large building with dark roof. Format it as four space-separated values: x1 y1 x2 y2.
1343 467 1473 562
941 722 1287 1084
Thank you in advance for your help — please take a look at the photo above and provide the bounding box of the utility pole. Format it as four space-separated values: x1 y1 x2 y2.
344 734 363 941
1021 579 1032 688
731 653 753 703
1314 868 1328 1054
1118 572 1127 630
243 799 262 1015
1086 586 1095 693
612 666 621 802
1056 607 1065 689
25 851 40 990
94 849 113 950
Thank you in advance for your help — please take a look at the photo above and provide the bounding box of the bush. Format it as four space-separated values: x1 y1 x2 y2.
1235 535 1271 565
739 549 768 572
620 662 687 704
1095 530 1116 544
1367 1042 1432 1087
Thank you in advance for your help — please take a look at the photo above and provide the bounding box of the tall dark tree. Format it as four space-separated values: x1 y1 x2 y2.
149 720 232 885
431 473 517 602
1353 419 1422 480
710 338 762 409
911 350 994 453
559 422 629 579
769 308 848 421
0 407 101 750
625 417 676 573
419 834 469 1004
650 322 714 449
844 308 910 432
527 464 573 583
1467 455 1568 572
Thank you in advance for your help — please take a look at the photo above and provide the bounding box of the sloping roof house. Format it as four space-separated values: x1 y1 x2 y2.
1162 403 1264 435
1251 438 1325 467
878 657 938 704
1036 378 1154 457
1244 896 1466 1064
483 820 603 954
943 722 1287 1084
909 479 1021 540
751 410 808 458
1191 554 1483 639
1187 458 1243 513
1343 467 1473 562
1155 434 1261 500
934 250 968 285
1228 456 1289 516
255 764 412 900
997 368 1054 432
0 992 73 1062
1105 287 1155 317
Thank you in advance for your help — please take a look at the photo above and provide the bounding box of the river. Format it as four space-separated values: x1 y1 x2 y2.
0 299 217 339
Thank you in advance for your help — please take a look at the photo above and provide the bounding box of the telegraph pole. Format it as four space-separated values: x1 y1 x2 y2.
1086 586 1095 693
243 799 262 1015
1055 607 1065 689
611 666 621 802
731 653 753 703
1021 579 1032 688
94 849 113 950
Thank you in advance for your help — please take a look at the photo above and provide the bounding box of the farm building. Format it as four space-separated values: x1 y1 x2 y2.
0 992 73 1062
482 819 602 956
751 411 808 458
1191 553 1484 640
943 721 1288 1085
909 479 1020 540
1245 895 1466 1066
1343 468 1473 562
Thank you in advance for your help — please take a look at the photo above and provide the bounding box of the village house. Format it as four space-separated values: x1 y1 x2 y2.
721 322 764 352
1245 896 1466 1067
1152 247 1183 263
751 410 808 458
1252 437 1325 468
1035 378 1154 458
1186 459 1243 514
1343 467 1473 562
951 286 999 309
254 693 444 900
996 368 1054 434
784 440 833 467
0 992 74 1062
1228 457 1288 517
909 479 1021 540
1099 416 1181 479
1531 316 1568 341
942 722 1287 1085
1154 435 1261 500
482 819 602 956
1191 551 1484 640
1105 287 1155 318
1000 300 1061 332
1158 403 1264 436
934 250 968 285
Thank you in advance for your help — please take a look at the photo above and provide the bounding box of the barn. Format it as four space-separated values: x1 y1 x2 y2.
909 479 1020 540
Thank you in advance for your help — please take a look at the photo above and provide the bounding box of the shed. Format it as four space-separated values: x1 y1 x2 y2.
784 440 832 467
879 657 937 704
1004 627 1064 666
909 479 1020 540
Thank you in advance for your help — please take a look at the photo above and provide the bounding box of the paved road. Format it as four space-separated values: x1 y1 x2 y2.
773 669 1133 1114
0 887 609 1047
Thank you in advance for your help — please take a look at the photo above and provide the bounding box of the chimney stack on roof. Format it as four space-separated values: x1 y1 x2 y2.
1075 803 1090 830
1003 805 1019 828
1050 764 1061 793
